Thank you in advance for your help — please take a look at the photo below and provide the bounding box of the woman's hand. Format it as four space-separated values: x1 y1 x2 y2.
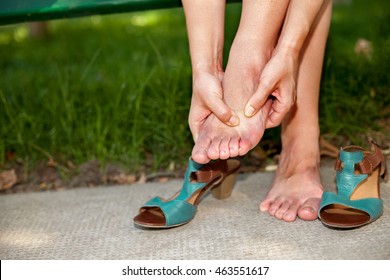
244 0 327 128
245 49 298 128
189 70 239 141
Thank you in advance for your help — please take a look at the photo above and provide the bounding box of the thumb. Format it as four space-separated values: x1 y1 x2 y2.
206 94 240 127
244 78 275 118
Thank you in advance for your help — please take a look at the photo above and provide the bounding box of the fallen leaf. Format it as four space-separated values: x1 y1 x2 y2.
0 169 18 190
320 137 339 158
168 161 175 171
67 160 76 170
137 172 146 184
265 165 278 172
159 177 169 183
354 38 373 60
5 151 16 161
250 146 267 160
146 172 176 182
110 173 137 185
47 157 57 167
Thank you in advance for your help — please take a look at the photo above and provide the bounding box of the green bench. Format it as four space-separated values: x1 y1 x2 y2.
0 0 240 26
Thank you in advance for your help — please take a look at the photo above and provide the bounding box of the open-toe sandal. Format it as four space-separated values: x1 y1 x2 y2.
318 141 388 228
133 158 240 229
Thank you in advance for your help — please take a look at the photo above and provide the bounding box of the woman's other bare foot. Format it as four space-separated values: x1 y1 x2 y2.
259 0 332 221
259 141 323 222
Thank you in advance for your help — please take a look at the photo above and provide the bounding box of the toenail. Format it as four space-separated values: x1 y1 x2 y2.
302 206 315 213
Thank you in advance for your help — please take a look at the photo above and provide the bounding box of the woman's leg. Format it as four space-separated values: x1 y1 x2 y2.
260 0 332 221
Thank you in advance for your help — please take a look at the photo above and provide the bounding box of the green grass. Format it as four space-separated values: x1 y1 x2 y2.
0 0 389 174
0 8 196 171
320 0 390 144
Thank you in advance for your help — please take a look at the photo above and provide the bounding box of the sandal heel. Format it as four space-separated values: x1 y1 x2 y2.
211 172 238 200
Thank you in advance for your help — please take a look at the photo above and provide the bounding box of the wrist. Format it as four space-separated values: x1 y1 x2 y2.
191 53 223 76
275 19 311 59
275 43 301 60
192 66 224 83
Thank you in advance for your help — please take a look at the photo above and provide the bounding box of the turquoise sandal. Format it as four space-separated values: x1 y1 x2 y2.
319 141 388 228
133 158 240 229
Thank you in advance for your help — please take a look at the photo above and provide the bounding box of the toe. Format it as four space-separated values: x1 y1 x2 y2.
298 197 321 221
275 201 290 220
208 137 222 160
282 203 299 222
268 197 284 216
219 138 230 160
238 138 252 157
191 135 211 164
259 199 272 212
228 137 240 158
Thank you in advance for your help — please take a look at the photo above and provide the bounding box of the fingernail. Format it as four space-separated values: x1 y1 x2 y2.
227 115 239 126
245 105 255 117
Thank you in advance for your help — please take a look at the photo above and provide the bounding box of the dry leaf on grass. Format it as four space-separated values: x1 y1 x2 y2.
320 137 339 158
0 169 18 190
109 173 137 185
137 172 147 184
250 146 267 160
354 38 373 60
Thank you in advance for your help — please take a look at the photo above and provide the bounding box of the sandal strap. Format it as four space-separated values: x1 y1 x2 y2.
336 170 367 198
177 159 230 199
139 159 234 227
335 141 388 180
334 141 382 198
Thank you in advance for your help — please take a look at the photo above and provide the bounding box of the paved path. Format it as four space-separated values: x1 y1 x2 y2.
1 163 390 259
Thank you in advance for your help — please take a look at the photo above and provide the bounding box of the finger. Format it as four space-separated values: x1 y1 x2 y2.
265 108 284 129
205 93 240 127
190 124 199 142
188 114 201 142
244 77 275 118
265 97 293 129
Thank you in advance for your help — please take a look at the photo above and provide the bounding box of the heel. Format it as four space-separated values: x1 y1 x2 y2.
211 172 238 200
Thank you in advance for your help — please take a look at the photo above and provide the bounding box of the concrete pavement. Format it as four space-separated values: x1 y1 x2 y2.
1 163 390 259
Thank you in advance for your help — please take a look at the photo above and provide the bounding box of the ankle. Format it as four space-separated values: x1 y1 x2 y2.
279 143 320 174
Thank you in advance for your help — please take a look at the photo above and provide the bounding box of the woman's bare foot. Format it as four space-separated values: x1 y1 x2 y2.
190 0 290 164
192 101 271 164
259 139 323 222
191 36 274 164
